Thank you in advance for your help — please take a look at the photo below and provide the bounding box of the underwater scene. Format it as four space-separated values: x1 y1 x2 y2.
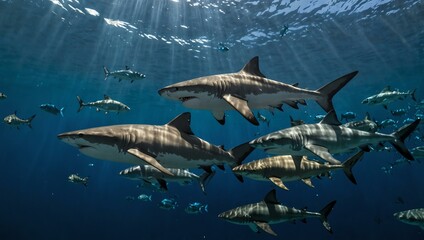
1 0 424 239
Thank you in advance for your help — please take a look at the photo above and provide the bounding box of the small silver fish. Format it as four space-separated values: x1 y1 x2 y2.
3 111 36 129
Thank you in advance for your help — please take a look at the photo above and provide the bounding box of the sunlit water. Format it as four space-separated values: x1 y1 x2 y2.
1 0 424 239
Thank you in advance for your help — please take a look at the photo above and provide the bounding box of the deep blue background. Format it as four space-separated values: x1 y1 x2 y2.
1 0 424 239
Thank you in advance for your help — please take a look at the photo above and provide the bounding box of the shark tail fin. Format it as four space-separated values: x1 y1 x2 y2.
103 66 110 80
319 200 337 234
229 142 255 182
60 107 65 117
315 71 358 112
204 204 208 213
76 96 84 112
389 119 421 160
27 114 36 129
342 151 364 185
198 170 216 195
410 89 417 101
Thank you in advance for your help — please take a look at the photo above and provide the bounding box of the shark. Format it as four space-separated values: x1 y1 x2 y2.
103 66 146 83
3 111 36 129
342 112 378 132
232 151 364 190
249 110 420 164
76 95 130 114
394 208 424 230
362 86 416 109
57 112 253 177
218 189 336 236
158 56 358 126
119 165 215 194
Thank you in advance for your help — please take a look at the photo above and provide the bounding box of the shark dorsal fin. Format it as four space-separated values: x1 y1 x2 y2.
381 86 392 93
104 95 111 100
365 112 371 120
240 56 266 78
319 110 341 126
264 189 279 204
125 66 130 70
166 112 194 135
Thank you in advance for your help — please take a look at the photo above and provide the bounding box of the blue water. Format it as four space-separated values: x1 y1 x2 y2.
1 0 424 239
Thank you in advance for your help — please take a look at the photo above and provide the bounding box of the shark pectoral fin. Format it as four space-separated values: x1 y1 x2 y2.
156 178 168 191
269 177 289 190
248 223 259 233
254 221 277 236
304 144 341 165
222 94 259 126
301 178 315 188
127 148 174 176
212 111 225 125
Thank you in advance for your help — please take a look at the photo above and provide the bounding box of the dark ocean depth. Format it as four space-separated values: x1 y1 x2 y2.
1 0 424 239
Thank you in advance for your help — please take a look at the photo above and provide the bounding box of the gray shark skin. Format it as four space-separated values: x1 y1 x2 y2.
218 189 336 236
103 66 146 83
3 111 36 129
394 208 424 230
342 112 378 132
58 112 253 176
158 56 358 126
233 151 364 190
250 110 420 164
76 95 130 114
362 86 416 109
119 165 215 194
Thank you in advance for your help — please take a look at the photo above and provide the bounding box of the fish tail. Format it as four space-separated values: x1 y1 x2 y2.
229 142 255 182
60 107 65 117
390 119 421 160
319 200 337 234
410 89 417 101
76 96 84 112
103 66 109 80
342 151 364 184
204 204 208 213
198 170 216 195
27 114 36 129
315 71 358 112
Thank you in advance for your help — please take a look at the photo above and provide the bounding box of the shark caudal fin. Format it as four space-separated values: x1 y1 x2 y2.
316 71 358 113
390 119 421 160
198 170 216 195
103 66 110 80
229 142 255 182
76 96 84 112
319 200 337 233
410 89 417 101
60 107 65 117
27 114 36 129
342 151 364 184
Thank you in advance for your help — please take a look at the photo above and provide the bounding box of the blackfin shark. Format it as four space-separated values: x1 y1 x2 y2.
250 110 420 164
232 151 364 190
159 56 358 126
103 66 146 83
58 112 253 177
119 165 215 194
3 111 36 129
394 208 424 230
218 189 336 236
362 86 416 109
76 95 130 114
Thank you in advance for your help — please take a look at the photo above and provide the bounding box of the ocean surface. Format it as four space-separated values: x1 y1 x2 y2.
1 0 424 239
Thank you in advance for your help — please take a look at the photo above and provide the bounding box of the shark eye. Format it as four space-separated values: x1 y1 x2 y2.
78 133 84 137
170 87 179 92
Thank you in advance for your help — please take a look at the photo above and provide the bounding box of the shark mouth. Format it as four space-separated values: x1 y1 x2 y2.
179 96 197 102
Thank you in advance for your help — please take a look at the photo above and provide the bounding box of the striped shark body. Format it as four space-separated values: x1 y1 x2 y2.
76 95 130 114
394 208 424 230
119 165 215 194
232 151 364 190
218 189 336 236
3 111 36 129
58 112 253 177
159 56 358 126
250 110 420 164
